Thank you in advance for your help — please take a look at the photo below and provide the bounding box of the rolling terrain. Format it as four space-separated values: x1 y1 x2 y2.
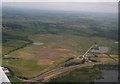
2 7 118 82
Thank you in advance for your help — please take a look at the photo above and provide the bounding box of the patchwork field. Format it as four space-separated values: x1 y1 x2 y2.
3 34 118 78
89 54 119 62
3 58 47 78
2 7 118 81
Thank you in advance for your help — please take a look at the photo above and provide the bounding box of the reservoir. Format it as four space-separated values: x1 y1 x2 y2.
33 42 44 45
91 46 109 53
95 70 118 82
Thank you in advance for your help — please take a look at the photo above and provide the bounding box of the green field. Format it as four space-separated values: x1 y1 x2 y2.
9 77 21 82
50 66 103 82
50 64 118 82
89 54 119 62
2 7 118 81
3 58 46 78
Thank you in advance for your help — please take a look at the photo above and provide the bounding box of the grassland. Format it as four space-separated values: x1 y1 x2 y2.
50 66 103 82
2 58 46 78
49 63 118 82
3 34 117 78
9 77 21 82
89 54 119 62
2 8 118 81
2 32 33 55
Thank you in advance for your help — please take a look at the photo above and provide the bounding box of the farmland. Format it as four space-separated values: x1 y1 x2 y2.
2 7 118 82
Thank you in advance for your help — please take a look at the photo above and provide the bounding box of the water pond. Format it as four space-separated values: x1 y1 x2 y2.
95 70 118 82
33 42 44 45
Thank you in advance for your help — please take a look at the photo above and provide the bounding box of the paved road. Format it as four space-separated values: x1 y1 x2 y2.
26 45 117 82
29 62 116 82
29 45 94 82
28 44 114 82
82 45 94 58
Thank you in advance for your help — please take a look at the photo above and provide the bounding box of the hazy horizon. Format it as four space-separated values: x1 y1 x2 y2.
2 2 118 14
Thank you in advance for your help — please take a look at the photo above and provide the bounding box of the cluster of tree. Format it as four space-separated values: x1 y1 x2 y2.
93 64 118 70
3 57 19 60
64 59 86 67
88 58 98 62
3 32 33 55
16 76 28 80
2 23 23 29
65 57 74 62
3 42 32 56
3 32 32 43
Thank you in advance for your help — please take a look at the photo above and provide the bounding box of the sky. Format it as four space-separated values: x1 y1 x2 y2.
2 0 119 2
3 2 118 13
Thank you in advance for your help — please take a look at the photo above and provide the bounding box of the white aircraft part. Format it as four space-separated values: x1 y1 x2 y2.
0 67 10 84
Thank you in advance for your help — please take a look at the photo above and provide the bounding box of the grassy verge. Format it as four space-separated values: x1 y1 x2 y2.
9 77 21 82
49 66 103 82
2 58 46 78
